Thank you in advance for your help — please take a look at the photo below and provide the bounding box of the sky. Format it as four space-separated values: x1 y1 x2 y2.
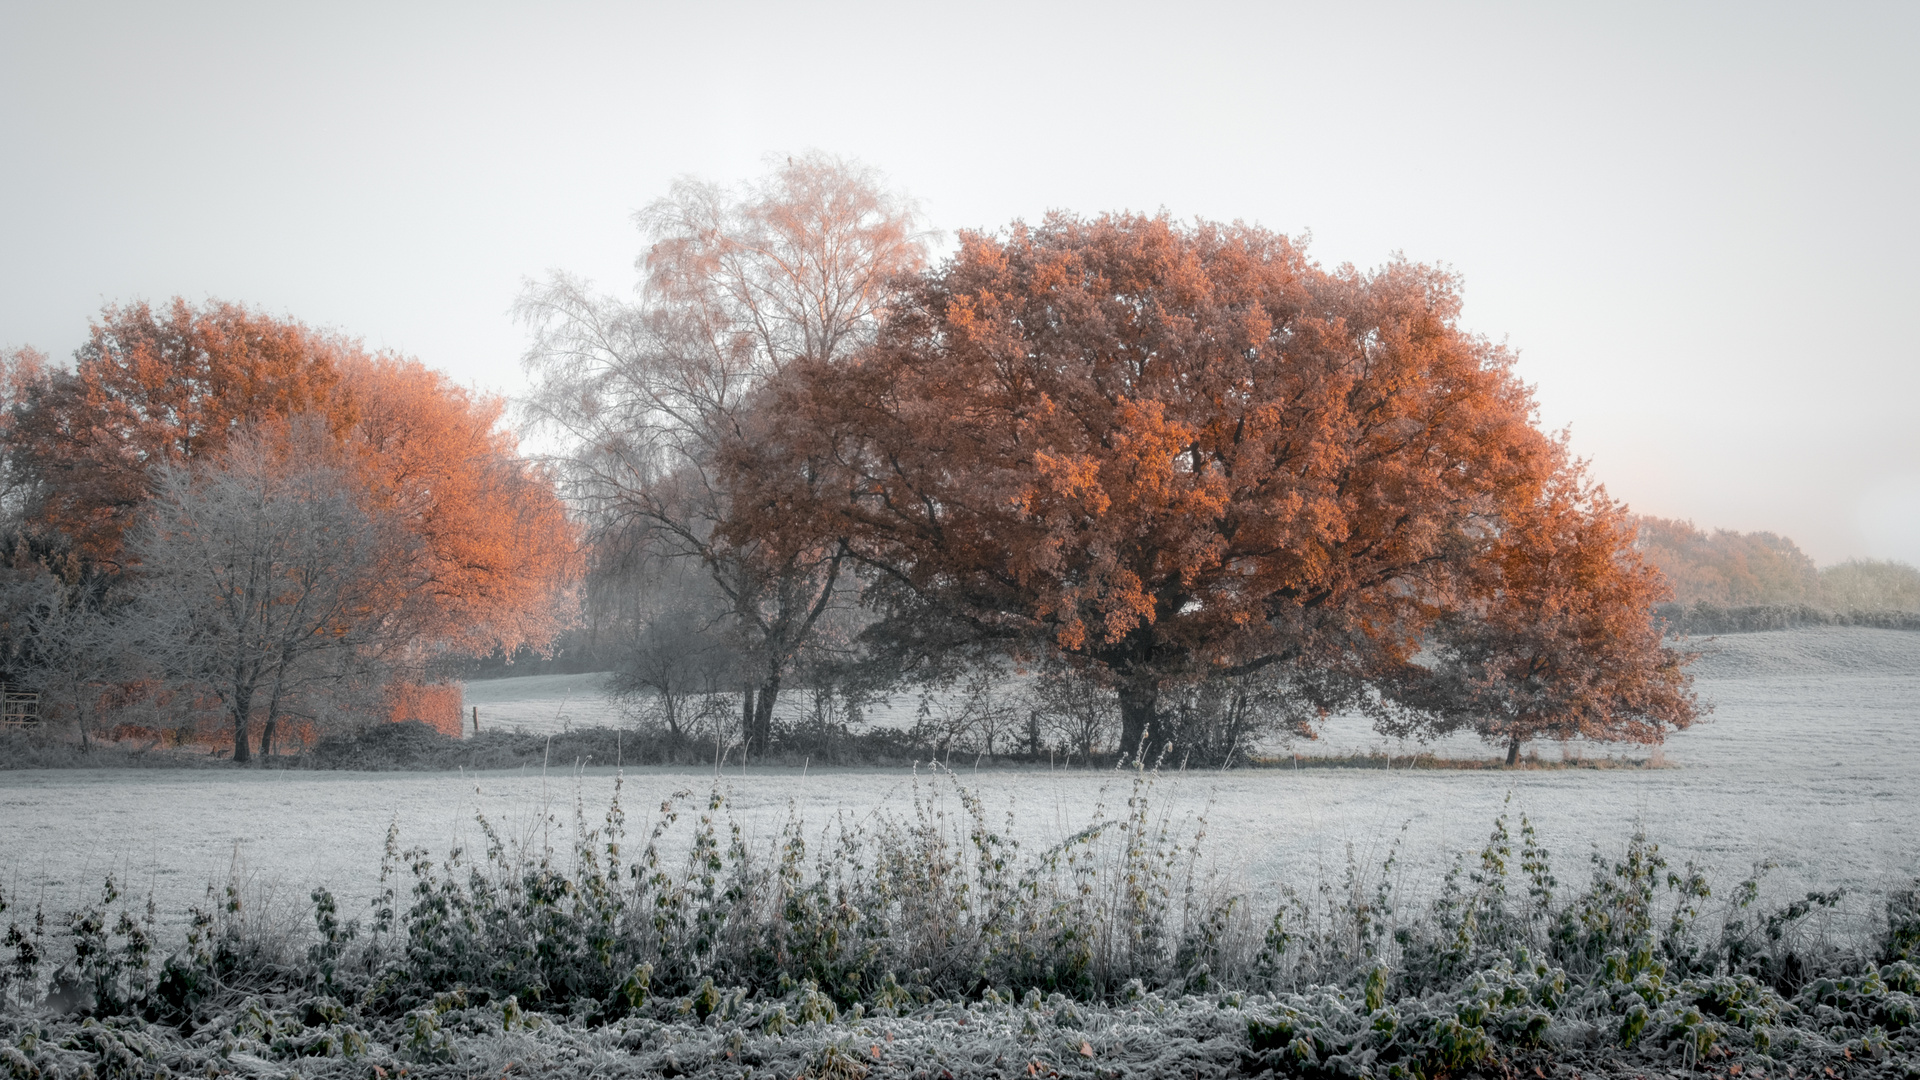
2 1 1916 565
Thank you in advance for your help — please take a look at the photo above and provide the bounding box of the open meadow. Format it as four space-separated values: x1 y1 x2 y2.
5 626 1919 1079
4 626 1916 930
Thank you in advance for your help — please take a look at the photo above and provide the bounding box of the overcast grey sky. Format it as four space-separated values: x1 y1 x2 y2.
3 1 1915 564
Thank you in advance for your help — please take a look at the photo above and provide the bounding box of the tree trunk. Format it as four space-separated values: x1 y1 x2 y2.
740 683 756 757
73 676 92 754
751 675 780 757
1118 679 1161 766
1505 734 1522 767
662 692 683 744
232 686 253 764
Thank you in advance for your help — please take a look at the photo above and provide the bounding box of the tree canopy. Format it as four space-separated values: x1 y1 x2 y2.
4 299 577 665
340 353 578 658
8 300 354 566
1633 516 1820 608
730 213 1695 755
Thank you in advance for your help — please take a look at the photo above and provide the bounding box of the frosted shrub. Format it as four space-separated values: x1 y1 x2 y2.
3 773 1918 1078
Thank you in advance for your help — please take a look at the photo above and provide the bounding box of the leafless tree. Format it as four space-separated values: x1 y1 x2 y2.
518 152 932 756
1157 671 1306 769
909 663 1026 763
607 568 736 747
129 420 405 762
0 562 136 750
1025 664 1120 768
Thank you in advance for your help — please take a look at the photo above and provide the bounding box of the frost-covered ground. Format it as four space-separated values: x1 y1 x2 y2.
460 672 624 731
3 627 1916 931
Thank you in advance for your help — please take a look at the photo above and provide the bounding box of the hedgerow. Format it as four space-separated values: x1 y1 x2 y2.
3 772 1917 1078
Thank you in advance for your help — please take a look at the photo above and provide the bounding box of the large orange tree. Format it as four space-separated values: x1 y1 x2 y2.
732 213 1690 756
6 300 577 756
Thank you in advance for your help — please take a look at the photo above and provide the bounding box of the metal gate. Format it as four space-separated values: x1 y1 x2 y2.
0 683 39 728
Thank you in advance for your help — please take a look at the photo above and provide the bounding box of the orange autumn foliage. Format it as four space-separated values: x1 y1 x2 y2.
1405 460 1702 762
11 299 354 565
1631 515 1820 607
341 354 579 658
384 681 465 738
10 299 578 662
735 213 1688 753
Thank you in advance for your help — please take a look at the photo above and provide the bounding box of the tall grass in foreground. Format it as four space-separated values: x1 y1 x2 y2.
3 771 1917 1077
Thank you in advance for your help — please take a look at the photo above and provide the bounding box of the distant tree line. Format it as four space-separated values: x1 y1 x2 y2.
1634 517 1920 635
1654 603 1920 636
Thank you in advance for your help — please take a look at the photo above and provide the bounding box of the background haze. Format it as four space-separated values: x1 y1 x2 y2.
2 0 1915 563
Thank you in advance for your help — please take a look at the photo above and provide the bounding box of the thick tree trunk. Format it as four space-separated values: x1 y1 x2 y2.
231 686 253 764
1117 679 1161 766
751 676 780 757
1505 734 1522 767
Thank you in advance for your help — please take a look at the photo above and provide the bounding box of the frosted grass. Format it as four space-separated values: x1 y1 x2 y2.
2 627 1915 932
460 672 622 731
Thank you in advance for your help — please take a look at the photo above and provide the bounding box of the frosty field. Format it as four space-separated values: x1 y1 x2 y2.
2 626 1916 931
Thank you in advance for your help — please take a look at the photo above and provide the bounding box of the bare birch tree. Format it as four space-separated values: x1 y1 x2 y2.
518 152 931 756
